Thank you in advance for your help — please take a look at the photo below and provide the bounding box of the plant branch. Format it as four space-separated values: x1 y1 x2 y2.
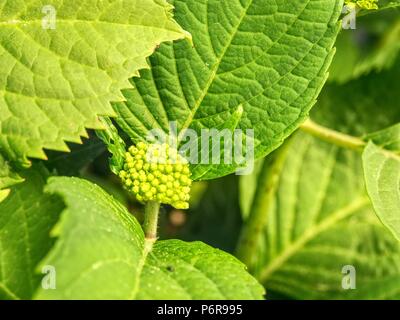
300 119 366 151
236 143 291 269
143 201 161 240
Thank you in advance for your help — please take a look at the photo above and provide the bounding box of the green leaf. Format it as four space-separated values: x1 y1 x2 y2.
330 10 400 83
0 153 23 190
33 176 147 299
0 0 188 167
0 166 63 300
239 160 263 219
0 189 10 202
316 59 400 135
95 117 126 175
363 141 400 241
375 0 400 11
244 133 400 299
363 123 400 153
34 177 264 299
137 239 264 299
236 141 293 266
45 133 106 176
114 0 343 180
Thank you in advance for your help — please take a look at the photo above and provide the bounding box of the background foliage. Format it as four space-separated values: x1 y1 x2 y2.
0 0 400 300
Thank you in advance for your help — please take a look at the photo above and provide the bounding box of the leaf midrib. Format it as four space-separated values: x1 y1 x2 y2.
0 282 19 300
0 237 20 300
177 0 254 138
259 196 370 283
130 238 154 299
178 0 337 140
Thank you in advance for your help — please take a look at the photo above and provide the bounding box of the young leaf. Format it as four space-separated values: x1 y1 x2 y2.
0 0 188 167
34 177 264 299
243 133 400 299
0 166 63 300
363 140 400 241
114 0 343 180
96 117 126 175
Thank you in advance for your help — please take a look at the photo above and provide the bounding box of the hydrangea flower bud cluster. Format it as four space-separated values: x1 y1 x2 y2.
118 142 192 209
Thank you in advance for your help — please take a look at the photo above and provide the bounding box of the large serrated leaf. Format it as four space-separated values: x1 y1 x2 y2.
32 177 264 299
114 0 343 180
0 0 187 167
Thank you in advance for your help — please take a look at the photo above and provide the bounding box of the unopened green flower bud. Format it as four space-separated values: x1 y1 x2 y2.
151 178 160 187
119 142 192 209
141 183 151 193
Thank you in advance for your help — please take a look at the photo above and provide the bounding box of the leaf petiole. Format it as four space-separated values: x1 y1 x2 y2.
300 119 366 151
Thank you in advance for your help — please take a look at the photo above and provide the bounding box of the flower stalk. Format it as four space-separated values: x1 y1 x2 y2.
143 200 161 240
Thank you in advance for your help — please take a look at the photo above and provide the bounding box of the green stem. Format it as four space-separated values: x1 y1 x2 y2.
143 201 161 240
235 143 290 269
300 119 366 151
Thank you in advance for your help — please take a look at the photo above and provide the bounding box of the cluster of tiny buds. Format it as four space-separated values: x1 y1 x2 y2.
118 142 192 209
